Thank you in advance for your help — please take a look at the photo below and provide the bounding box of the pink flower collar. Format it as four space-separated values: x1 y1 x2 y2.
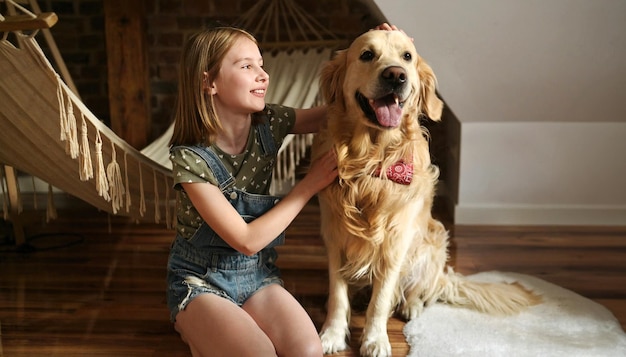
373 160 413 185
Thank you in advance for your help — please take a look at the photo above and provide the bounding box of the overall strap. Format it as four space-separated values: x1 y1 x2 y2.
171 145 235 192
256 119 277 157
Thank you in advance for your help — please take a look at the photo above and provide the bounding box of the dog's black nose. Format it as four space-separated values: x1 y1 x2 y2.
381 66 407 87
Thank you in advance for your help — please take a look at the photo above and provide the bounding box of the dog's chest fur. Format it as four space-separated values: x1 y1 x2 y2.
319 150 435 282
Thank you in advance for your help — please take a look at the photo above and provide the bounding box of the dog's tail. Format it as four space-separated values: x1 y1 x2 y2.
439 269 541 315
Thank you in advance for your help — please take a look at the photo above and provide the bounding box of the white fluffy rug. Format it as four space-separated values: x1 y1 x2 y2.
404 271 626 357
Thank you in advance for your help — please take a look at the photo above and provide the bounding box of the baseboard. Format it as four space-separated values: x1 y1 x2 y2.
455 204 626 226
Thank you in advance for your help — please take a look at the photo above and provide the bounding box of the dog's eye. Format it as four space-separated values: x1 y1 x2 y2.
360 50 375 62
403 52 412 61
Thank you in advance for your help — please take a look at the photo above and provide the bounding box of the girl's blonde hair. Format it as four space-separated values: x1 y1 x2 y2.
169 26 258 147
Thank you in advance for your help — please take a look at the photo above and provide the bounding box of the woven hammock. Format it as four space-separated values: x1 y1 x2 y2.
0 34 174 225
0 0 338 227
0 34 335 224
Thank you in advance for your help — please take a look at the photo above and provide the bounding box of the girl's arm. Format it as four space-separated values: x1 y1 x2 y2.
181 150 337 256
291 106 327 134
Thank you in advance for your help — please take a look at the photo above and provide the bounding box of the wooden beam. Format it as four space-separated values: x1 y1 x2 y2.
0 12 58 31
103 0 150 149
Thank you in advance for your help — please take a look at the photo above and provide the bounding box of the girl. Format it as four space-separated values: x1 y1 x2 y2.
166 25 337 357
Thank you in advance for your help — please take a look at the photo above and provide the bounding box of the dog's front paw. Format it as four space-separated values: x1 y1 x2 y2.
319 327 349 354
360 334 392 357
399 300 424 320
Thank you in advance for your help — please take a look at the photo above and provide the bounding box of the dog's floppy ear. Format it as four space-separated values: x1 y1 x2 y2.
417 59 444 121
320 49 347 105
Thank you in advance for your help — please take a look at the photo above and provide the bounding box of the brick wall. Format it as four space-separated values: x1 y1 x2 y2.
32 0 383 142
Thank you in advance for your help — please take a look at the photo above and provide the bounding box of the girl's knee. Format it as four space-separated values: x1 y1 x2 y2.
285 338 323 357
302 342 324 357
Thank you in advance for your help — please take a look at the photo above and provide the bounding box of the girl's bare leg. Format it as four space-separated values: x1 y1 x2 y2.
175 293 277 357
243 284 323 357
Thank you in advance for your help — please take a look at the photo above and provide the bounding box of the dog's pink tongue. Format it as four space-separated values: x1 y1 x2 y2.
373 97 402 127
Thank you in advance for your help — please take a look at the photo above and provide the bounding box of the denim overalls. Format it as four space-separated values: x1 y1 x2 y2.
166 121 285 322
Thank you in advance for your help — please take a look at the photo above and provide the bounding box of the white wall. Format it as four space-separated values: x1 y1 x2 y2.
373 0 626 225
457 122 626 225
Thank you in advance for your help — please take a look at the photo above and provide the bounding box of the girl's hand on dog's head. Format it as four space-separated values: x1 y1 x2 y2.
372 23 413 42
373 23 397 31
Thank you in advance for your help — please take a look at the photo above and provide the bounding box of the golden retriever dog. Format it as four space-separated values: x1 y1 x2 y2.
312 30 540 357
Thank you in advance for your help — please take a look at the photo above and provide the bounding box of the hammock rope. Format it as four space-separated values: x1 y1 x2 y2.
79 113 93 181
106 142 125 214
138 161 146 218
94 130 110 201
64 92 79 159
124 151 131 212
3 0 36 19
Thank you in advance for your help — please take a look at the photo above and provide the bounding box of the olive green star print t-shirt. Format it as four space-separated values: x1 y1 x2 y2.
170 104 296 240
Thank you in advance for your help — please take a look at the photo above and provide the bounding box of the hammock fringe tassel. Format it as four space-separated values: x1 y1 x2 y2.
79 114 94 181
106 142 125 214
95 130 110 201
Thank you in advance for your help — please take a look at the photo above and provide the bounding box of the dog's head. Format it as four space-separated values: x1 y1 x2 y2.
321 30 443 128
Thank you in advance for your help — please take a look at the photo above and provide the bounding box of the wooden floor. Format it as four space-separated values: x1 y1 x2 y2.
1 197 625 356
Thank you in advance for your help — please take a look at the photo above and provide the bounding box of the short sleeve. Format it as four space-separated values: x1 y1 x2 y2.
170 147 218 189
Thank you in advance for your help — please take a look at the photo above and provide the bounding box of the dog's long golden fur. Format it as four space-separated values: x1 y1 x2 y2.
312 30 540 357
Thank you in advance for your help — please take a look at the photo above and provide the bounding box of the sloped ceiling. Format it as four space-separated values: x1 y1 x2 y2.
371 0 626 123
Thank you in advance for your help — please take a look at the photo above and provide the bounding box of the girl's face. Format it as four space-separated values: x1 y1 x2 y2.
208 37 269 117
